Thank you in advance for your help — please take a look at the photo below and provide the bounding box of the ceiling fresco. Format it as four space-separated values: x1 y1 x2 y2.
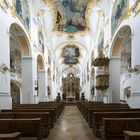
62 45 80 65
53 0 90 33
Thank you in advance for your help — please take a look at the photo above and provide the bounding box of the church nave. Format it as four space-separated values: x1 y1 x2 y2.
47 106 97 140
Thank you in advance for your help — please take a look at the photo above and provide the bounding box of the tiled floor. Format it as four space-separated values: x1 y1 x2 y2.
46 106 98 140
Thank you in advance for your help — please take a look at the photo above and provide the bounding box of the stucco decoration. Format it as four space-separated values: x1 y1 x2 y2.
132 0 140 16
0 0 9 12
121 39 131 74
124 86 131 98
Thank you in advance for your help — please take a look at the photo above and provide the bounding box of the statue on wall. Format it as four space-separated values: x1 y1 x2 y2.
124 87 131 98
56 92 61 102
81 92 85 101
47 86 51 95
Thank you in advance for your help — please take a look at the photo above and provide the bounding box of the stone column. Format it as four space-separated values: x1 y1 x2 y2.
0 24 12 109
21 57 34 103
109 56 121 102
38 70 47 102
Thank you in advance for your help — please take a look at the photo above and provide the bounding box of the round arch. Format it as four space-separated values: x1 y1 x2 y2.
9 23 31 56
47 67 51 77
109 25 132 103
53 41 89 56
10 81 21 105
37 54 45 70
110 25 132 57
9 23 33 104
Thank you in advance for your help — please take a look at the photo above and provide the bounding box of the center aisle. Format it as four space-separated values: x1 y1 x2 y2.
46 106 97 140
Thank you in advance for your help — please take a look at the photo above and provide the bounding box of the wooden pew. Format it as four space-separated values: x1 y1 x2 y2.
0 118 43 140
0 112 50 137
88 108 140 128
92 111 140 137
13 106 58 120
85 103 129 122
2 108 55 128
0 132 21 140
124 130 140 140
77 101 129 122
102 118 140 140
13 102 65 118
77 101 104 116
39 101 65 117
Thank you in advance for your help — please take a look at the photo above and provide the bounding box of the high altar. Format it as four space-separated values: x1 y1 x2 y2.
62 73 80 101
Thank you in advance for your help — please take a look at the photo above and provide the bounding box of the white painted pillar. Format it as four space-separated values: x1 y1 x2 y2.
109 56 121 103
21 57 34 104
0 23 12 109
127 21 140 108
38 70 47 101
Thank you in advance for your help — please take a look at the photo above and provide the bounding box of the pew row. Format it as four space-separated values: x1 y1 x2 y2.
0 112 50 136
102 118 140 140
124 130 140 140
2 109 55 128
0 132 21 140
0 118 44 140
92 111 140 137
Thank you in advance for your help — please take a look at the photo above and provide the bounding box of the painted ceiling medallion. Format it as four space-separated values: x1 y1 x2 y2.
53 0 90 33
62 45 80 65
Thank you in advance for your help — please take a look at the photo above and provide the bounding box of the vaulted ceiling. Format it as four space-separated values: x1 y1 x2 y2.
33 0 110 77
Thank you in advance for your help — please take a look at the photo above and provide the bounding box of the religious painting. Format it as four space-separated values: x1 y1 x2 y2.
14 0 30 30
0 0 9 12
111 0 128 36
38 31 44 53
121 39 131 74
97 32 104 55
53 0 90 33
63 45 80 65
